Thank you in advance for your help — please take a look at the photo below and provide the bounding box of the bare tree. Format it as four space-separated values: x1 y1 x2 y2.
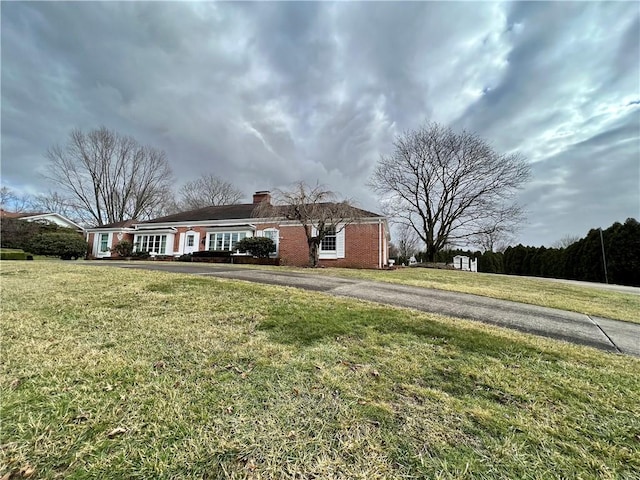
178 174 243 209
152 189 183 217
394 223 421 259
370 122 530 262
253 181 362 267
29 190 81 220
471 208 522 252
552 234 581 249
1 186 18 210
45 127 174 226
0 186 31 212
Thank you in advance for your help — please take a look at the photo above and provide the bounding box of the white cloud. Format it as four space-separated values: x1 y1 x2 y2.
1 1 638 246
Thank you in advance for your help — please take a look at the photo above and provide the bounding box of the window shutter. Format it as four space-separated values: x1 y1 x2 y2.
256 230 263 237
311 226 318 237
336 225 345 258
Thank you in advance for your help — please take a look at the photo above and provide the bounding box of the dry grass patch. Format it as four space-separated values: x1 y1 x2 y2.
1 263 639 479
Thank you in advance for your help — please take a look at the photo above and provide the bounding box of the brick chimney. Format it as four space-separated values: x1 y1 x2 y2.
252 191 271 205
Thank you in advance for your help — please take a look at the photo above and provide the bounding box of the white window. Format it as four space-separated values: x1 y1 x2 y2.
320 227 336 252
263 229 279 254
315 225 346 260
136 234 168 255
208 232 248 251
186 235 194 247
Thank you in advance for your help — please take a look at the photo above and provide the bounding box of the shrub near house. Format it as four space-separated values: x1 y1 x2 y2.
1 216 86 259
234 237 275 258
26 231 87 259
0 217 57 250
111 240 133 257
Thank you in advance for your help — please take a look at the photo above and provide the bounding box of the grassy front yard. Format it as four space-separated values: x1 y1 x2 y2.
2 263 639 479
251 265 640 324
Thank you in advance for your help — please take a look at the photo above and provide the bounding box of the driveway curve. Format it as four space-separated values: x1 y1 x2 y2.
89 262 640 357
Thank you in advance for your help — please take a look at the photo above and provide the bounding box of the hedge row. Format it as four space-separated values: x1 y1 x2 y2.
410 218 639 287
1 251 32 261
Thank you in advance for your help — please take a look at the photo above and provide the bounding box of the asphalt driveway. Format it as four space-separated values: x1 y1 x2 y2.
89 262 640 357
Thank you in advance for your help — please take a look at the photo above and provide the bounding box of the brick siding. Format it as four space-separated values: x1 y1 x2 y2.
278 223 385 269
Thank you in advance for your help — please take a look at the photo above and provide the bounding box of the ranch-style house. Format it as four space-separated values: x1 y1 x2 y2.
86 191 390 269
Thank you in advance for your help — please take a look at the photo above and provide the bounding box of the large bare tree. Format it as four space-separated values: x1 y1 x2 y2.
46 127 174 226
253 181 362 267
178 174 243 209
370 122 530 262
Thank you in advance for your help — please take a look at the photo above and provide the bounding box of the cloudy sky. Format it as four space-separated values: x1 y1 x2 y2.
1 1 638 246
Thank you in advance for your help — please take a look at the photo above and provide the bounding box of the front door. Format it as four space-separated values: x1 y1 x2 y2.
96 233 111 257
184 232 199 254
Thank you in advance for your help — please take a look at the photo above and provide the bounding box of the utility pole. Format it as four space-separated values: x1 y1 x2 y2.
599 228 609 284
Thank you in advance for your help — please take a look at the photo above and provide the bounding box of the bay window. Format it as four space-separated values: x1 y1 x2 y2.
208 231 248 251
135 234 168 255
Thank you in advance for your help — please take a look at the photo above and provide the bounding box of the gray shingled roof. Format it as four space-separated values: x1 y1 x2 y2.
139 204 258 224
139 202 382 224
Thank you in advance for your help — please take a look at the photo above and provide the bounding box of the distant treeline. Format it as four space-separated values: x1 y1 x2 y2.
415 218 639 287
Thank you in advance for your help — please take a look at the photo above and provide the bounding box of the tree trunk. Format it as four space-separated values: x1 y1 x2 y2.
425 243 437 263
308 240 319 267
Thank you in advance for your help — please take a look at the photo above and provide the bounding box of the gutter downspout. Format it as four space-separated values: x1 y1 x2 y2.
378 219 382 269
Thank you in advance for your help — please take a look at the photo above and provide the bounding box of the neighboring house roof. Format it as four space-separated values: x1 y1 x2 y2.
0 209 84 231
0 209 49 219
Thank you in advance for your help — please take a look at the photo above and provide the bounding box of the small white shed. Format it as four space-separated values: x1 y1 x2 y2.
452 255 477 272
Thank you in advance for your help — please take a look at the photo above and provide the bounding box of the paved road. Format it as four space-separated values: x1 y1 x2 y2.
89 262 640 357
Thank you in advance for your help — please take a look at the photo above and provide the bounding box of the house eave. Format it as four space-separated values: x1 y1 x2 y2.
86 227 136 233
20 213 85 231
133 226 178 233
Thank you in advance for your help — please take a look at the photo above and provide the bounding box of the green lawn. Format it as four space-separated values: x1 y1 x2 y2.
224 264 639 324
2 263 639 479
1 247 58 261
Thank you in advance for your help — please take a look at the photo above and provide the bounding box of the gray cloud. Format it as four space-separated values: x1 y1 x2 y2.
1 1 638 246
